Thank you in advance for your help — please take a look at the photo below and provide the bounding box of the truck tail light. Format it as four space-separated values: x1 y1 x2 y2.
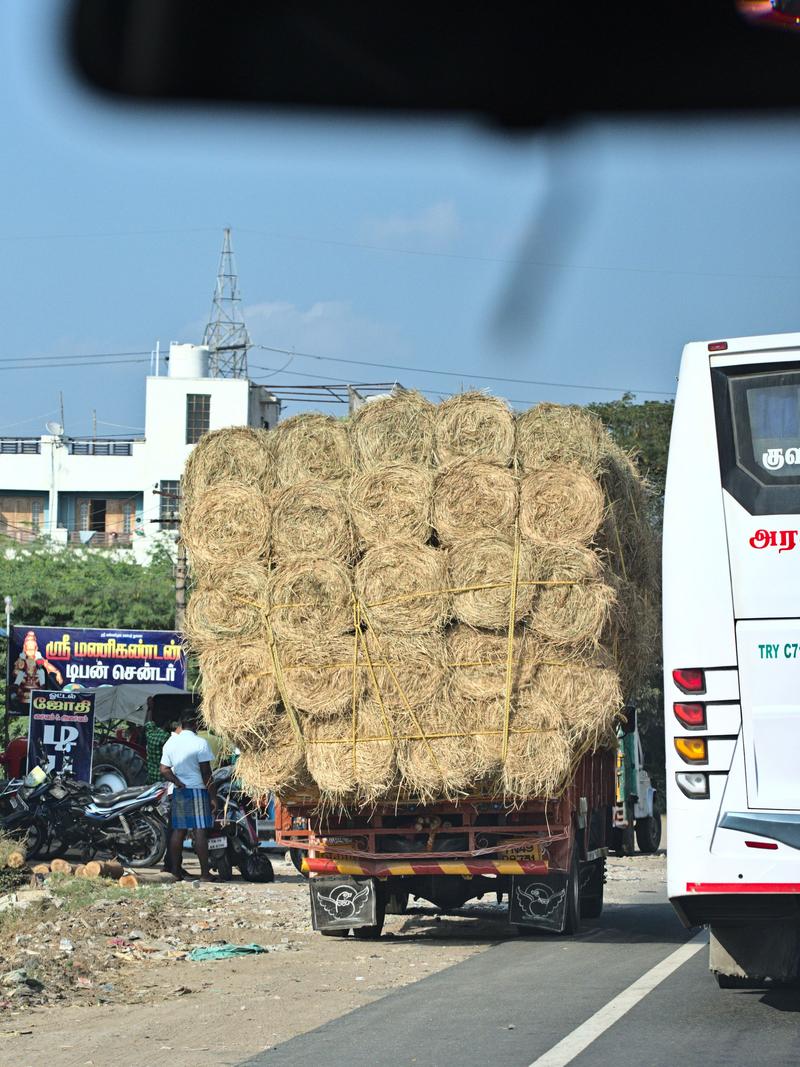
674 702 707 729
672 668 706 694
675 737 708 763
676 771 709 799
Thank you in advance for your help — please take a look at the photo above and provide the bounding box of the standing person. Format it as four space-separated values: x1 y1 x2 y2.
144 698 171 785
160 713 217 882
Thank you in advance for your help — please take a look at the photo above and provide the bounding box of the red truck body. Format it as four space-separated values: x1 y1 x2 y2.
276 749 615 936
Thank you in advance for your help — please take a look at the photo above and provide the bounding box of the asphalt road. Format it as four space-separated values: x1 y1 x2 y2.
244 901 800 1067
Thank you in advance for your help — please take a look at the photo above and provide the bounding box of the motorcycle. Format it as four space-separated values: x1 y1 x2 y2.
208 765 274 883
1 758 169 868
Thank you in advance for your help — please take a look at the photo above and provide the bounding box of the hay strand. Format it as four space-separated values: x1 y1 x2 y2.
519 465 604 545
273 413 352 484
184 561 269 652
435 391 515 466
349 463 433 545
433 460 518 545
182 484 270 572
516 403 606 475
352 389 435 469
268 556 353 641
356 540 450 634
448 536 538 630
182 427 275 509
271 480 353 562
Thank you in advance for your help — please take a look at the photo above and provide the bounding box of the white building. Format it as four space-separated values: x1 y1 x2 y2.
0 343 280 560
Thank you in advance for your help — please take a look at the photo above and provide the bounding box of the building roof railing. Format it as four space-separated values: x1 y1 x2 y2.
0 436 143 457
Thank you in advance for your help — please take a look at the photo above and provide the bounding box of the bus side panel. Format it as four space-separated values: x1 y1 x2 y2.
663 343 738 903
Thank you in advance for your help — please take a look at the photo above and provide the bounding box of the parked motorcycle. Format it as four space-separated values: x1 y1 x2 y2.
0 759 169 868
208 765 274 883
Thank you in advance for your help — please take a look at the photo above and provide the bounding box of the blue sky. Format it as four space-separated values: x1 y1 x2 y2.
4 1 800 437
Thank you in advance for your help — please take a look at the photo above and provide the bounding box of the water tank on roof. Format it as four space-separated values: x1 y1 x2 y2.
168 343 210 378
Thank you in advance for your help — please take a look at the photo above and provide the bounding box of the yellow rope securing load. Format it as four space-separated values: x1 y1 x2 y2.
183 395 660 808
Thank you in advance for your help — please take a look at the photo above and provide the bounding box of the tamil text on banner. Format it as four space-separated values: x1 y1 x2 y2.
7 625 186 715
27 689 96 781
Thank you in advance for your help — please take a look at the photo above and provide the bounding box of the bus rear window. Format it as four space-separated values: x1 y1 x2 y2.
712 364 800 515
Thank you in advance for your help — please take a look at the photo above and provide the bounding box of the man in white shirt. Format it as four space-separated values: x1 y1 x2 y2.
160 714 218 881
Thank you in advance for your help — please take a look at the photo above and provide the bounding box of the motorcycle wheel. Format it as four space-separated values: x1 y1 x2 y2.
116 811 168 868
239 850 275 883
23 818 49 859
214 851 234 881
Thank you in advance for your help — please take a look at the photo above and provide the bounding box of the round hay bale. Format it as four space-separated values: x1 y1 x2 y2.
448 536 539 631
527 543 615 653
597 445 658 589
184 561 269 652
273 413 352 484
360 631 447 708
269 556 353 641
433 460 518 545
604 578 659 697
352 390 436 469
519 465 605 545
235 722 307 799
532 662 623 748
446 624 535 702
271 481 353 562
396 704 473 802
349 463 433 545
182 426 275 509
515 403 606 475
279 633 364 718
502 698 574 800
435 391 515 466
356 540 450 634
305 702 397 806
438 691 511 786
199 641 279 747
182 484 270 573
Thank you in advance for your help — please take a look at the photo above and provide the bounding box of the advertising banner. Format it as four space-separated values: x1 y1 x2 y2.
27 689 96 781
7 625 186 715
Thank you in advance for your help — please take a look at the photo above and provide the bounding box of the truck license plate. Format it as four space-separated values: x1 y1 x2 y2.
208 836 227 851
502 845 542 861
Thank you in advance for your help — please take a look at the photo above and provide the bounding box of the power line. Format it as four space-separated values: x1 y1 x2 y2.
0 350 151 365
253 346 674 397
0 357 150 373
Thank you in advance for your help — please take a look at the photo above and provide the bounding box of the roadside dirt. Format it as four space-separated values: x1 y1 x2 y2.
0 850 667 1067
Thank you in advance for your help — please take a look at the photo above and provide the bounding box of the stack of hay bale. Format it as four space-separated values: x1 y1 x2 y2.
181 391 659 808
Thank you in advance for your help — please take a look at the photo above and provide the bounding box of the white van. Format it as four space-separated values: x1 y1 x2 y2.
664 332 800 984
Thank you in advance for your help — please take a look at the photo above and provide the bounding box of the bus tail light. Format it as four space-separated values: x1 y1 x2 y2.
708 341 728 352
745 840 778 850
676 771 709 799
675 737 708 763
672 668 706 694
674 702 706 728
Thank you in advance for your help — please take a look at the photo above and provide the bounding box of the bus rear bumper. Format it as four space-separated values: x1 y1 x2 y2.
673 886 800 927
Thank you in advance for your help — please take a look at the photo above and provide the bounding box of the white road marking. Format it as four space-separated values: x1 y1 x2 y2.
528 931 707 1067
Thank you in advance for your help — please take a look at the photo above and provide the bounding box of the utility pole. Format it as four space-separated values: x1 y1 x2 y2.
204 227 251 379
92 410 97 440
59 392 65 433
175 538 187 632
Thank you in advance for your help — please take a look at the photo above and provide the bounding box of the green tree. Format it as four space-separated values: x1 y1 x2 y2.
589 394 674 796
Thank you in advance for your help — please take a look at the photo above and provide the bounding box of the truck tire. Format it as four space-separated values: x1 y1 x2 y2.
635 814 662 854
352 887 386 940
562 844 582 936
289 848 309 878
580 858 605 920
92 743 147 795
612 824 635 856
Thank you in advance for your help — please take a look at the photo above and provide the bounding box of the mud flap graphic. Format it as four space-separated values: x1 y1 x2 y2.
310 877 377 931
509 873 568 931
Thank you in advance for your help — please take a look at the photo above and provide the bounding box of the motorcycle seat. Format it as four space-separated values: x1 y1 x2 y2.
90 786 153 807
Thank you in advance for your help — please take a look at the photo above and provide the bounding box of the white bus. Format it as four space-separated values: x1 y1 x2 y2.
664 331 800 985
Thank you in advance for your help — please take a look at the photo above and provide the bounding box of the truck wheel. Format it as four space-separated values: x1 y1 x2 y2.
562 844 582 935
612 824 635 856
352 888 386 940
635 814 662 854
289 848 309 878
320 928 349 937
580 858 605 920
92 743 147 794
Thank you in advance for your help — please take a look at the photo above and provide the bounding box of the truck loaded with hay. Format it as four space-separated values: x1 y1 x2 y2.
181 390 660 936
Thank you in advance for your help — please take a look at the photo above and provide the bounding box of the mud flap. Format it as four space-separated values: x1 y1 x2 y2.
309 876 377 932
509 872 569 932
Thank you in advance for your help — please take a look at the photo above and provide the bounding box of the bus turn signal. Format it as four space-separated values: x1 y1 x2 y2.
675 737 708 764
674 702 706 728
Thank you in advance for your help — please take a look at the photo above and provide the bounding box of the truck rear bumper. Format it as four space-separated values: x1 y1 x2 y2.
304 856 549 877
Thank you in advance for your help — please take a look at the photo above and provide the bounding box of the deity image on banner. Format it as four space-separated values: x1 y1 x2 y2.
11 629 65 711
